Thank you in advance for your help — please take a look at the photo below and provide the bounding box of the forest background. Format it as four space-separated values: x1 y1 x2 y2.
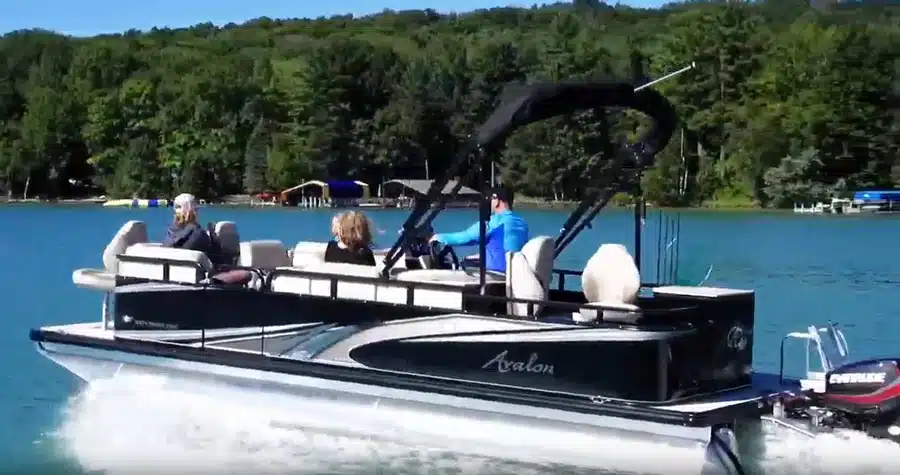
0 0 896 208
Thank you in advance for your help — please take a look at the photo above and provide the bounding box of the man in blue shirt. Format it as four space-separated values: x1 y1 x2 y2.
430 187 529 273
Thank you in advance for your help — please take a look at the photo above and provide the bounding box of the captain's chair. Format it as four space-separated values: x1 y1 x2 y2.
505 236 554 317
576 243 641 324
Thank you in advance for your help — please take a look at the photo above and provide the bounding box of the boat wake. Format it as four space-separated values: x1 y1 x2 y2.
747 419 900 475
50 374 709 475
48 374 900 475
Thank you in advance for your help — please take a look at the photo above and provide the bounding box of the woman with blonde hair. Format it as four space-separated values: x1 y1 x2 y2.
324 210 376 266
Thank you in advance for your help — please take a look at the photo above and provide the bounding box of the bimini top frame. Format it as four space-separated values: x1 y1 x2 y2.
380 65 691 285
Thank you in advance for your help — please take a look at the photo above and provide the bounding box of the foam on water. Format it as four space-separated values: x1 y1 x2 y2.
749 419 900 474
49 374 900 475
51 374 709 475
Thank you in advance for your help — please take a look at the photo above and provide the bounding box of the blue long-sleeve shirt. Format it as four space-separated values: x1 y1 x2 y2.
433 210 529 272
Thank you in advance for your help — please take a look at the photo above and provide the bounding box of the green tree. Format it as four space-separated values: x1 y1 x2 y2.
0 1 894 207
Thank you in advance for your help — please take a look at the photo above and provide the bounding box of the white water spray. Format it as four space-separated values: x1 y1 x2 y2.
49 374 709 475
748 421 900 475
47 374 900 475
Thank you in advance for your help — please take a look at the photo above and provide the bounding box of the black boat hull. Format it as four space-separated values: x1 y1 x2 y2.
110 283 754 403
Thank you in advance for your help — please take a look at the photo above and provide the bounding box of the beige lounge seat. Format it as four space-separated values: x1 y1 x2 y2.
289 242 416 272
394 269 503 285
239 240 290 269
117 244 213 284
575 243 642 324
73 220 150 291
269 260 413 306
394 268 504 310
290 241 329 268
102 220 149 274
505 236 554 317
237 240 290 288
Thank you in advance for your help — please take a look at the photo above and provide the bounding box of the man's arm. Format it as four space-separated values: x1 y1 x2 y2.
434 216 501 247
433 221 480 246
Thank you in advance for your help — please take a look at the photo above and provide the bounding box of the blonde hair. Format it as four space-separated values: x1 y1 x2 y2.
174 209 198 226
331 214 341 238
336 211 373 251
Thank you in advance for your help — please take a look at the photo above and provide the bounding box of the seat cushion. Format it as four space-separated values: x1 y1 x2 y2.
239 240 290 269
291 241 329 267
506 252 547 317
582 244 640 304
575 301 641 324
395 269 504 286
102 220 149 273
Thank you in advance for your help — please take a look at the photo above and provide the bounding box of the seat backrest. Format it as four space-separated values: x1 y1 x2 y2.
270 261 390 305
102 220 149 273
506 236 554 317
582 243 640 305
305 261 382 278
118 245 213 283
213 221 240 264
239 240 290 269
291 241 329 267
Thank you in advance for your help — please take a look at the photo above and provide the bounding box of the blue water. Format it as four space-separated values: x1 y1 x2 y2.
3 205 900 473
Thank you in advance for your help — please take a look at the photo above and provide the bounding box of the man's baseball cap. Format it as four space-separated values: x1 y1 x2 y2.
488 186 514 205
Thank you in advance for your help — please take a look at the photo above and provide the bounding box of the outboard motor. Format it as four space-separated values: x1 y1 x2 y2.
819 358 900 441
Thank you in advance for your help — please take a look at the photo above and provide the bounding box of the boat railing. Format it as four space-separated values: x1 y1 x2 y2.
550 268 661 291
112 251 665 299
114 252 699 323
261 266 698 322
115 253 210 284
778 323 850 388
115 253 269 288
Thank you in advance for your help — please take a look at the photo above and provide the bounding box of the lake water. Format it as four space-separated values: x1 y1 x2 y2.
2 204 900 474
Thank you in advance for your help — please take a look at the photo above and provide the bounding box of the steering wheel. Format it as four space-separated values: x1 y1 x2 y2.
428 240 460 270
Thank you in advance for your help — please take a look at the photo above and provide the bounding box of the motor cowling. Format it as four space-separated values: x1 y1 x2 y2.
821 359 900 417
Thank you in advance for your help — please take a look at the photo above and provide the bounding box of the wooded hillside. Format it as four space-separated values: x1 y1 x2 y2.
0 0 896 207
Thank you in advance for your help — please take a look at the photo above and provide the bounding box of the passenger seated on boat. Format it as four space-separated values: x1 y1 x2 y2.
163 193 212 256
324 211 376 266
430 187 529 273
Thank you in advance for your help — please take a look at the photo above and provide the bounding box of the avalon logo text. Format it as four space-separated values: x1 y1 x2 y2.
481 350 554 375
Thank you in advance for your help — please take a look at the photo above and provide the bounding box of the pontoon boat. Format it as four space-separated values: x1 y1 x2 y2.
31 79 900 475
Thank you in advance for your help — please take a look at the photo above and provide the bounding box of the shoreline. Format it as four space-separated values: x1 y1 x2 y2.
0 197 793 213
